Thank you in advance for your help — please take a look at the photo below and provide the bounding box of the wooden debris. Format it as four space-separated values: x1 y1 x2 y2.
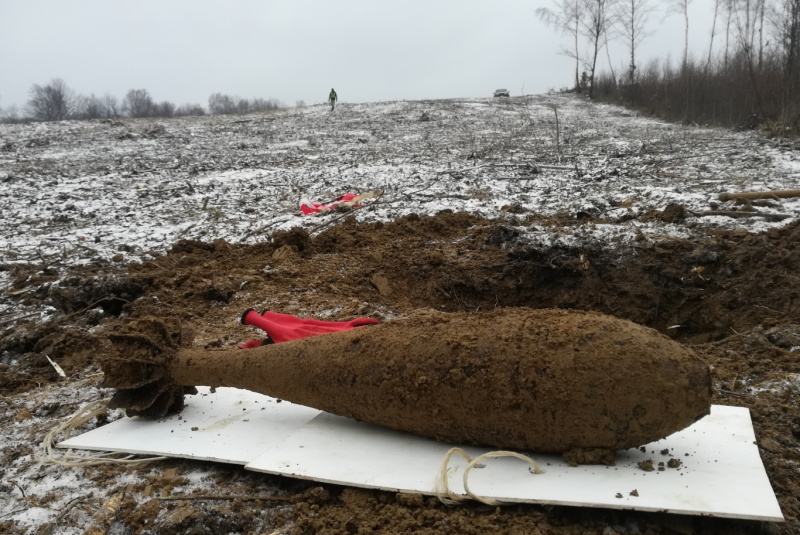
719 189 800 201
83 491 124 535
692 210 791 221
45 355 67 378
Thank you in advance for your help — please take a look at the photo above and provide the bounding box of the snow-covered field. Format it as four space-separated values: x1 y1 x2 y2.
2 93 799 271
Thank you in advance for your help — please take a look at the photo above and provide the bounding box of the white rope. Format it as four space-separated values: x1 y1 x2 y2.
435 447 543 506
42 398 167 467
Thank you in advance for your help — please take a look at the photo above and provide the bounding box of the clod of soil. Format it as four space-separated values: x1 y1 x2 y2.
101 308 711 459
638 460 655 472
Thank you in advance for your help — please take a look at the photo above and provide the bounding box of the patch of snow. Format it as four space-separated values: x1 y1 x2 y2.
749 373 800 394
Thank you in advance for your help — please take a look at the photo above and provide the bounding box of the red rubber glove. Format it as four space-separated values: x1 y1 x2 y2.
240 309 380 344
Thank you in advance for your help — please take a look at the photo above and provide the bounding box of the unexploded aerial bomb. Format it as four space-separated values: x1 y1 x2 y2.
100 308 711 464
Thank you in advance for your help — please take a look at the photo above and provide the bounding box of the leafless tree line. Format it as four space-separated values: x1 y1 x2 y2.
537 0 659 98
538 0 800 132
207 93 281 115
0 79 283 123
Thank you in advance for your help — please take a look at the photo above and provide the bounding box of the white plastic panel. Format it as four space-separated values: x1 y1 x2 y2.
247 405 783 521
59 387 320 464
59 391 783 521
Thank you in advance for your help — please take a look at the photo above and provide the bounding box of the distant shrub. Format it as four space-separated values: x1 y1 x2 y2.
208 93 282 115
594 55 798 134
174 104 206 116
0 104 25 124
26 78 76 121
123 89 156 118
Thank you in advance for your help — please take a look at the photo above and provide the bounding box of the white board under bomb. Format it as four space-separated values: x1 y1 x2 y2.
58 387 321 464
59 387 783 522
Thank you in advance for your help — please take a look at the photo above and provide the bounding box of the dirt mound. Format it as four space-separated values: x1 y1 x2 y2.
117 211 800 345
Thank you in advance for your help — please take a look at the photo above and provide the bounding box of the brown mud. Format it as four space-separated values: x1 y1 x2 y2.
3 210 800 534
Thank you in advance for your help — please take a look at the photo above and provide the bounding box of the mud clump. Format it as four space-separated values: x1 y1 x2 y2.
48 274 142 315
657 202 687 223
102 308 710 457
271 227 310 254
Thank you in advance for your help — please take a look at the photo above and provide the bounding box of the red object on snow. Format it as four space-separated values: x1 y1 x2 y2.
299 193 361 215
240 309 380 345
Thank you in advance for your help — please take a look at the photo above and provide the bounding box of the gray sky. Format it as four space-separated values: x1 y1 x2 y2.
0 0 715 110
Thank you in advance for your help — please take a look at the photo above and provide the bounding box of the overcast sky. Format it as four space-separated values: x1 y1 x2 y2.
0 0 716 111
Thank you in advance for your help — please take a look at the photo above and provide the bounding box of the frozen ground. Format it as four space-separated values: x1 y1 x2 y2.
1 93 799 271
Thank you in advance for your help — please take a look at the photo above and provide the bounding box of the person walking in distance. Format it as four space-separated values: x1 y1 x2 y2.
328 88 337 111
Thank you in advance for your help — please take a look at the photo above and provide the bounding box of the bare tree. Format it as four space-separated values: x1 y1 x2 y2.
156 101 175 118
77 94 108 120
603 34 618 85
724 0 734 66
775 0 800 121
251 97 281 112
26 78 76 121
615 0 656 82
103 94 120 118
758 0 766 68
728 0 769 115
123 89 156 118
174 103 206 116
707 0 722 71
665 0 694 68
237 98 251 114
1 104 21 123
728 0 769 68
580 0 618 97
208 93 280 115
208 93 238 115
536 0 585 91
